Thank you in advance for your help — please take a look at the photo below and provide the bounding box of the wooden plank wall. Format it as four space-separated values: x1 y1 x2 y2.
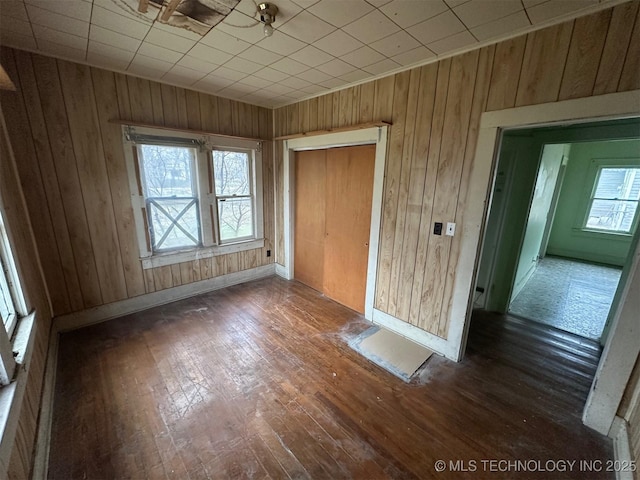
0 104 52 476
618 355 640 467
274 1 640 340
0 47 275 318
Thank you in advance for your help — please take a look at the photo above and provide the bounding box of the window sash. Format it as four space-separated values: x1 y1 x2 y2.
584 166 640 233
211 148 256 244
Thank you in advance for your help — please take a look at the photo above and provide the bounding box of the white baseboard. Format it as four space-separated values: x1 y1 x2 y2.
275 263 288 279
32 324 59 480
609 416 635 480
371 308 456 360
55 264 276 332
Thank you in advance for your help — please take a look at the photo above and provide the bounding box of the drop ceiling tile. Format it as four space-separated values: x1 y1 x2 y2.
380 0 449 29
129 53 174 73
391 45 435 66
38 41 86 61
526 0 598 24
265 0 304 28
362 58 400 75
299 83 328 94
342 9 400 44
163 65 207 84
277 11 336 44
279 75 312 90
339 69 370 82
187 43 234 65
32 24 87 50
289 44 334 67
237 75 273 88
319 77 347 88
318 58 356 77
91 5 151 40
145 27 199 53
153 20 202 41
88 40 136 62
291 0 320 9
296 67 332 83
253 66 290 81
0 17 33 37
257 31 306 56
454 0 523 29
522 0 548 7
218 83 256 96
270 56 310 75
89 25 141 52
127 63 171 79
26 4 89 38
210 65 249 81
26 0 92 22
264 84 297 96
177 55 220 74
1 1 29 21
194 75 236 90
223 56 263 74
234 0 260 17
370 30 420 57
340 46 385 68
366 0 392 6
200 28 251 55
444 0 469 6
86 51 131 71
237 45 284 66
92 0 154 22
427 30 477 54
217 11 266 43
313 29 364 57
0 32 38 51
307 0 373 28
471 10 531 41
406 10 466 45
138 42 184 63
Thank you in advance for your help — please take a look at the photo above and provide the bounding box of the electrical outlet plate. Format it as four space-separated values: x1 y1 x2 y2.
446 222 455 236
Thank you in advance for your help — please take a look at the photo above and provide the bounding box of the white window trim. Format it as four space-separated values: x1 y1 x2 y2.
581 162 640 235
122 125 264 269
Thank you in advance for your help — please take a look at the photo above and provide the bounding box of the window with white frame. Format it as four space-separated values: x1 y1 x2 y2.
0 211 25 386
584 166 640 234
123 126 264 268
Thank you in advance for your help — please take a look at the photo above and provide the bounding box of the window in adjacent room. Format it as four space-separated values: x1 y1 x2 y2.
123 126 264 269
584 167 640 233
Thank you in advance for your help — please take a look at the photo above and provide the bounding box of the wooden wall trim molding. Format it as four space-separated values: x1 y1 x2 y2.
31 323 59 480
282 126 388 321
609 416 634 480
274 121 391 140
274 263 287 278
112 119 267 142
54 264 276 332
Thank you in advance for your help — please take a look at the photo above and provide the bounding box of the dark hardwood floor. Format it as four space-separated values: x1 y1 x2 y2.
48 276 613 479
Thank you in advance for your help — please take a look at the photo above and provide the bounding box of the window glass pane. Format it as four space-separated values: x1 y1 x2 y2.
218 198 253 241
586 199 638 232
140 145 195 197
594 168 640 201
212 150 250 196
0 264 14 328
148 199 200 250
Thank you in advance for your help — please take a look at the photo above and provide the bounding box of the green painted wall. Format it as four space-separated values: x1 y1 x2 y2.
547 139 640 267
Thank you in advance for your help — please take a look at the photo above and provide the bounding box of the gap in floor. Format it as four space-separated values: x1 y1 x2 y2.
509 256 622 340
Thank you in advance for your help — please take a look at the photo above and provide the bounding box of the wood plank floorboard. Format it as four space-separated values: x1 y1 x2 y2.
48 277 613 479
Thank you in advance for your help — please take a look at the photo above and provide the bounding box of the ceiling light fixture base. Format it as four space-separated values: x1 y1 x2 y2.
258 3 278 37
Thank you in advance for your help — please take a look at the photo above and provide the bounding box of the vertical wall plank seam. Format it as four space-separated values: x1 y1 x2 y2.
616 4 640 92
555 20 577 102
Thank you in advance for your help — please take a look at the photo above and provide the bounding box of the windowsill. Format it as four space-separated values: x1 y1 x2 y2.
0 312 37 473
573 227 635 239
141 238 265 269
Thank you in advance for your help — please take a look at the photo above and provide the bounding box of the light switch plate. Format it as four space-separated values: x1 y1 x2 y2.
446 222 455 236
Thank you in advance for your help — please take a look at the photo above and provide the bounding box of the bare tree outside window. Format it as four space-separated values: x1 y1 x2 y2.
139 145 201 250
212 150 254 242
